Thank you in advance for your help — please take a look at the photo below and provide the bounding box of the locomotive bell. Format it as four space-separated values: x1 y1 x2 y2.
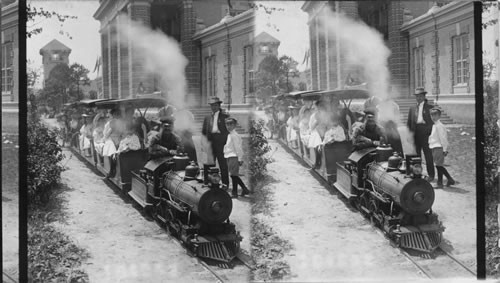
376 144 393 163
185 161 200 179
388 152 402 170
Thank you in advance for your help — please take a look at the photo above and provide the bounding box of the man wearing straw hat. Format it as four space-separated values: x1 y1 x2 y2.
407 87 435 182
202 97 230 187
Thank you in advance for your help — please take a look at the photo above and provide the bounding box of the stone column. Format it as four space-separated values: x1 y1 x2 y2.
110 19 119 99
128 0 154 96
115 16 122 99
117 14 130 98
107 25 113 98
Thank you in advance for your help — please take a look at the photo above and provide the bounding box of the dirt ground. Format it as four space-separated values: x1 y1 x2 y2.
421 126 477 270
256 140 425 281
2 133 19 281
50 148 249 282
42 118 251 282
254 133 478 282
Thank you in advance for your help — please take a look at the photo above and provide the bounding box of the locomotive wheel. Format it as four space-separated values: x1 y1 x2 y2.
368 200 381 227
359 194 370 216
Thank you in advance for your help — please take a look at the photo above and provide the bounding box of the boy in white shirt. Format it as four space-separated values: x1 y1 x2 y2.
224 118 250 198
429 107 456 188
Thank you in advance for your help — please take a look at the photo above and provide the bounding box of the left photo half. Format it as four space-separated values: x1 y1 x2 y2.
26 0 254 282
2 0 19 282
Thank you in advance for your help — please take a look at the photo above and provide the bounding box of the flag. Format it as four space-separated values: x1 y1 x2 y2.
302 49 310 66
93 56 101 74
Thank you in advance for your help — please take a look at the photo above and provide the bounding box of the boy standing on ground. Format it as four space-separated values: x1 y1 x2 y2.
224 118 250 198
429 107 456 188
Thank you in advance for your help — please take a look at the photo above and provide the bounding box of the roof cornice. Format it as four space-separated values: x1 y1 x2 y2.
193 9 254 41
401 1 472 32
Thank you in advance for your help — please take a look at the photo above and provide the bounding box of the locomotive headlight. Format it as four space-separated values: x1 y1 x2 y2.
209 173 221 185
411 164 423 175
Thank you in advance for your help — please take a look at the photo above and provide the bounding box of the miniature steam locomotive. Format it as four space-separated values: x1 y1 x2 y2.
129 157 242 263
334 145 444 253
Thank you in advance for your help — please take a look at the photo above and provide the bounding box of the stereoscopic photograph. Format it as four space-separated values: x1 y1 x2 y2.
1 0 499 282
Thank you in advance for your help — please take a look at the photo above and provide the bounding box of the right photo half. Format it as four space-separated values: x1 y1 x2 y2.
250 1 477 281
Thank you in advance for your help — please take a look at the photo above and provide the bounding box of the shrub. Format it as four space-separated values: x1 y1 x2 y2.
484 80 500 204
249 118 273 184
28 119 65 205
28 211 89 282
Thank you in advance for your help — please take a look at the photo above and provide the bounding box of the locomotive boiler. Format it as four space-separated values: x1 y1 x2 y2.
335 145 444 253
129 157 242 264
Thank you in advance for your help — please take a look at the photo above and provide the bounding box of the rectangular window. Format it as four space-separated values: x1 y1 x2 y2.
244 45 254 94
453 34 469 85
413 46 424 88
2 41 13 95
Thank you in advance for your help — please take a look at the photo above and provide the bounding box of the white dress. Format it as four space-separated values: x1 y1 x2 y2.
79 124 92 150
307 112 322 148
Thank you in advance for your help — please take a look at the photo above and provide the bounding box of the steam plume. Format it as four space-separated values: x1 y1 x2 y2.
319 9 391 101
116 14 188 109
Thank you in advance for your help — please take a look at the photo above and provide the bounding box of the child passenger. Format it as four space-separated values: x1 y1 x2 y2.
429 107 456 188
322 117 346 146
223 118 250 198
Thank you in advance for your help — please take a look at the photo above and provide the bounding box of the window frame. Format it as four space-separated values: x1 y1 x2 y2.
1 41 13 95
413 45 424 89
452 33 469 87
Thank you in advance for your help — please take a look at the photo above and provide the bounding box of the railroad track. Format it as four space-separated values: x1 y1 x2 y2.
66 147 254 282
276 139 476 280
399 246 476 279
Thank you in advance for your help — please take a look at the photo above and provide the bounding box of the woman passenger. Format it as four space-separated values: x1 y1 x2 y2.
79 114 93 157
93 116 107 156
286 106 300 149
102 108 124 177
116 122 141 154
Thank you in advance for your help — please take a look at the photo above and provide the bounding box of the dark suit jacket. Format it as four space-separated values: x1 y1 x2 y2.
407 100 433 134
202 110 229 141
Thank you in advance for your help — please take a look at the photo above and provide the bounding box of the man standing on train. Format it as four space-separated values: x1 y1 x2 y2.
202 97 230 188
407 87 435 182
149 117 183 159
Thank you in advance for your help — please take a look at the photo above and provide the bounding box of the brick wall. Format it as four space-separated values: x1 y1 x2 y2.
388 1 410 97
181 0 202 106
129 0 154 95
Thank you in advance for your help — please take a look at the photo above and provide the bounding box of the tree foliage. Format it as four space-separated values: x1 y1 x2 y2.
28 117 65 205
38 63 91 109
249 118 273 184
482 1 499 30
484 78 500 203
27 4 77 38
255 55 300 103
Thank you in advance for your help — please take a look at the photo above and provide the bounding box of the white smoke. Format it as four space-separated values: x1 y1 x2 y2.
318 9 418 156
116 14 189 109
319 9 391 101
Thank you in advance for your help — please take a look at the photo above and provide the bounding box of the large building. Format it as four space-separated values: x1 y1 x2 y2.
1 0 19 104
302 1 475 124
93 0 254 108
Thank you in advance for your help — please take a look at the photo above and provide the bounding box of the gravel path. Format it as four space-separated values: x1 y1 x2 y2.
52 148 233 282
2 134 19 282
256 140 425 282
